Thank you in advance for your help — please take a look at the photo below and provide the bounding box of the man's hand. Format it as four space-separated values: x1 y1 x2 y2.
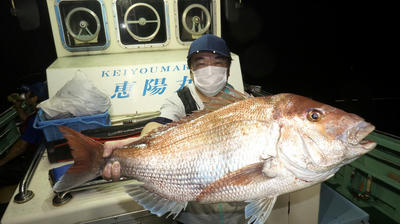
102 121 161 181
102 136 141 181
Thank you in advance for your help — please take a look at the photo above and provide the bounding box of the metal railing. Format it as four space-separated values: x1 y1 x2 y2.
14 142 46 203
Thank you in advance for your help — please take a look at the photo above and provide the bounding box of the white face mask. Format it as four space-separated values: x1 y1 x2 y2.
193 66 228 97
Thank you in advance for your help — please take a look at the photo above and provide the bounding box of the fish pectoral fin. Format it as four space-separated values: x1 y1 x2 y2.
245 197 277 224
197 162 272 202
262 157 279 178
125 184 187 219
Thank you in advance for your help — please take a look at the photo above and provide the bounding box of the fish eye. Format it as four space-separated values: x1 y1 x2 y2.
307 109 323 122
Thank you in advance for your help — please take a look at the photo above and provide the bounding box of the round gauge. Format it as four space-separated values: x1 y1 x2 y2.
182 4 211 36
123 3 161 42
65 7 101 42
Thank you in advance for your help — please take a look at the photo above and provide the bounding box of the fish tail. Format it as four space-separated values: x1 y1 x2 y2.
53 126 105 192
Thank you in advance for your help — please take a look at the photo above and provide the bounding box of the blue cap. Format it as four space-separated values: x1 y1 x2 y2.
187 34 231 60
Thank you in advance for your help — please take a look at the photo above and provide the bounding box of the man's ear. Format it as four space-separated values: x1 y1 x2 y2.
190 69 194 80
33 96 39 104
29 95 39 105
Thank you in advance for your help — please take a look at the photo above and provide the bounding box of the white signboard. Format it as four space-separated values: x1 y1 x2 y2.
46 50 244 116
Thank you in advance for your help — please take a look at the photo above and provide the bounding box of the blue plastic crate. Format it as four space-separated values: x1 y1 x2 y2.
33 109 110 142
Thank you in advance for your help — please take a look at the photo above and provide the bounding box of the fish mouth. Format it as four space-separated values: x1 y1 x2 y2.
344 121 376 151
358 139 376 151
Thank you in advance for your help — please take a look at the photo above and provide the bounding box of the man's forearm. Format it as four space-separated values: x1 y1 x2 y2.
0 139 28 166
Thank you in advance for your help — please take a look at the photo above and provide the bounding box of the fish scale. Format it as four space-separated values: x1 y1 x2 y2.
133 123 263 174
54 90 376 224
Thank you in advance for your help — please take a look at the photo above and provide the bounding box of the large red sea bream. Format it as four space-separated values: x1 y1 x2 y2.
54 89 376 224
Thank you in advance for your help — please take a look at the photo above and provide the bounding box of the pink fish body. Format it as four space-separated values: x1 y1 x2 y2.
55 90 376 224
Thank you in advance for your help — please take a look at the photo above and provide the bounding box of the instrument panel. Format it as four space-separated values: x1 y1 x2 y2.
50 0 219 55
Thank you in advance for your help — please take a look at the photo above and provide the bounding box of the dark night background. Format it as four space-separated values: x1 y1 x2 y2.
1 0 398 135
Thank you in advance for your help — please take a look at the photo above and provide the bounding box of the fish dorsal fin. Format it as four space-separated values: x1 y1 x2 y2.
205 86 251 112
125 184 187 219
144 87 251 139
245 197 278 224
